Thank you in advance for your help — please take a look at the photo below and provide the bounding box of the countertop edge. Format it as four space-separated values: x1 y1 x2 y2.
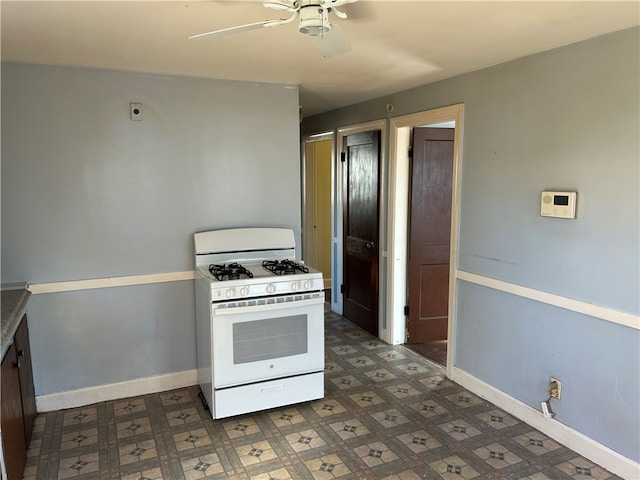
1 289 32 359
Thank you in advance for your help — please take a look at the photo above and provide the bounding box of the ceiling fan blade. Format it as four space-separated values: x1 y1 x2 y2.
189 21 270 39
189 19 281 40
328 0 359 6
311 25 351 57
263 0 297 11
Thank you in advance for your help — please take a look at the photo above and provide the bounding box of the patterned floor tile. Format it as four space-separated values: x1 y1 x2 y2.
396 361 433 375
235 440 278 467
113 398 147 417
173 428 212 451
348 390 386 408
555 456 620 479
476 409 520 430
180 452 225 479
159 389 193 407
428 455 481 479
121 466 165 480
331 419 371 441
62 407 98 427
223 417 262 439
346 355 377 368
473 441 523 469
437 419 483 441
118 438 159 465
353 440 400 468
311 399 348 417
268 408 306 428
379 470 425 480
284 427 327 452
324 360 345 374
329 374 363 390
117 416 152 439
166 406 201 427
303 453 352 479
419 374 452 390
57 452 100 479
22 308 623 480
512 431 562 455
248 466 295 480
444 391 485 409
384 382 422 399
60 428 98 451
397 429 442 453
371 408 410 429
411 399 448 418
364 368 398 383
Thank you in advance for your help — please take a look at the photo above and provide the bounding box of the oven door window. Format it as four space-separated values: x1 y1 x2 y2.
233 315 307 364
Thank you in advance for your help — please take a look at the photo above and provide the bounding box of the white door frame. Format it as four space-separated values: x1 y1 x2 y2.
387 104 464 378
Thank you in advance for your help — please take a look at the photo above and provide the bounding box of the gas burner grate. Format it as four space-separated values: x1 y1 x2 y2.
262 259 309 275
209 262 254 281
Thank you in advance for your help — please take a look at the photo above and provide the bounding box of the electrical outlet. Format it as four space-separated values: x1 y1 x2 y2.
549 377 562 399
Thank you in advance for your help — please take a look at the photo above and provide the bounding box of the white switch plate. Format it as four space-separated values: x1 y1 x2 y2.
130 103 143 121
541 191 576 219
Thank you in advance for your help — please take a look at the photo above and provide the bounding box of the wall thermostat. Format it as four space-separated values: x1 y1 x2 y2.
541 191 577 219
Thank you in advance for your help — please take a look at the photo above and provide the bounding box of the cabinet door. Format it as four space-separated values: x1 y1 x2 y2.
15 315 36 447
1 345 27 480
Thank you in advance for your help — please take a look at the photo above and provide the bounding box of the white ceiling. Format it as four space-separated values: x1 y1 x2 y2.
2 1 638 118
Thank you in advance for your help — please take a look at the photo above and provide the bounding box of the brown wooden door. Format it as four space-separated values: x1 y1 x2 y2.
343 130 380 336
407 127 454 343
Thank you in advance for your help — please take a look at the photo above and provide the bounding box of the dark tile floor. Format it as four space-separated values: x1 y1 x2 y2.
23 308 621 479
406 341 447 367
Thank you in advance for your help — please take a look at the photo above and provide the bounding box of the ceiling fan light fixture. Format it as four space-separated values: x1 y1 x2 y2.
298 5 331 36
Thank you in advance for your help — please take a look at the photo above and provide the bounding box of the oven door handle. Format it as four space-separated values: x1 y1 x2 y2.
212 296 324 315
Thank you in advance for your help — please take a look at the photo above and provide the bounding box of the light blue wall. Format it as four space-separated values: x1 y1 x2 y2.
27 283 196 394
456 283 639 461
1 63 302 394
302 27 639 462
457 32 639 313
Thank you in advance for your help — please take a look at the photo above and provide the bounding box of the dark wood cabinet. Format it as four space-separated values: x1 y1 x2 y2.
1 314 36 480
14 317 36 447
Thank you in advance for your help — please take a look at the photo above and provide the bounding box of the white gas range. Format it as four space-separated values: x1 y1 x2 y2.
194 227 325 419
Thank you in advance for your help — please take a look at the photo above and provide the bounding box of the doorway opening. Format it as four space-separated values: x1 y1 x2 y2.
387 105 463 377
302 132 334 303
405 124 455 366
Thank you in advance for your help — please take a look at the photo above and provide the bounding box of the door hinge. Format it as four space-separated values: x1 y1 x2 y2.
340 284 345 294
408 146 413 159
404 305 409 316
340 152 346 163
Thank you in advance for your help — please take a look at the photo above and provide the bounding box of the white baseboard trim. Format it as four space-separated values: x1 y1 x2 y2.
36 369 198 412
452 367 639 480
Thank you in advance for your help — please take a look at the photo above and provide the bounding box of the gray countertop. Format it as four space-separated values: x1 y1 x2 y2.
1 287 31 359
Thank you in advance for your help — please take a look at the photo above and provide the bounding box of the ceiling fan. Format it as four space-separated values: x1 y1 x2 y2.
189 0 363 57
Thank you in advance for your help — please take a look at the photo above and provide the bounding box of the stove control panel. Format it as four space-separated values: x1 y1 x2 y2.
211 277 322 301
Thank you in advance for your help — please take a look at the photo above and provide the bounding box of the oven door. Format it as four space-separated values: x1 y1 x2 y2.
211 293 324 388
